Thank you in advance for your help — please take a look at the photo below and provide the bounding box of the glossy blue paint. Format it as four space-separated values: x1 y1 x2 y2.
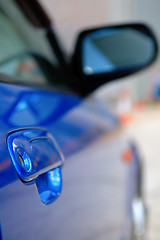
0 82 118 188
36 167 62 205
0 224 1 239
0 81 137 240
2 87 82 127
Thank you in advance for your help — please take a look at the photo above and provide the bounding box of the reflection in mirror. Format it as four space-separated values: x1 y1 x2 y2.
82 27 156 75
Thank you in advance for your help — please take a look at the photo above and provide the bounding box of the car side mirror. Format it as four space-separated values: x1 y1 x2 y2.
73 23 158 93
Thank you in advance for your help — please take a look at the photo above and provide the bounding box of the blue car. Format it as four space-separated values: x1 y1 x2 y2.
0 1 158 240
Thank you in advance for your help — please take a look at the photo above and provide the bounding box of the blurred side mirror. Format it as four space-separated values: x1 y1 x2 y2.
73 23 158 93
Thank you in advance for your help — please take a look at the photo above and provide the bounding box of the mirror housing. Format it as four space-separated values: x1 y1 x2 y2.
72 23 158 93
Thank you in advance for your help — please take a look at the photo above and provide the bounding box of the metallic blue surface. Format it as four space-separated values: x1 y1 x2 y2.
0 224 2 240
0 82 118 188
36 167 62 205
0 81 138 240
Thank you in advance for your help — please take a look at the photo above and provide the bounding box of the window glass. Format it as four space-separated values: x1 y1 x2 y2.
0 9 26 63
0 1 59 84
0 53 47 84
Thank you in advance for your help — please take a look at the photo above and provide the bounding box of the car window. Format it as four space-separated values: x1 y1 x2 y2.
0 1 59 84
0 53 48 84
0 9 26 63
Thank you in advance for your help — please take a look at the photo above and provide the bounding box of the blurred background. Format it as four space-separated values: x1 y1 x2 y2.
39 1 160 239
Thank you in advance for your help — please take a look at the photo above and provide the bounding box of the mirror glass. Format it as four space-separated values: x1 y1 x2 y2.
82 27 156 75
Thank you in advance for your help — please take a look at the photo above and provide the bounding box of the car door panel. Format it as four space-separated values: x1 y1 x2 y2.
0 81 135 239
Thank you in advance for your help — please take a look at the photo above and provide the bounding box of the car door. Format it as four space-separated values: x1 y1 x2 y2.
0 80 134 240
